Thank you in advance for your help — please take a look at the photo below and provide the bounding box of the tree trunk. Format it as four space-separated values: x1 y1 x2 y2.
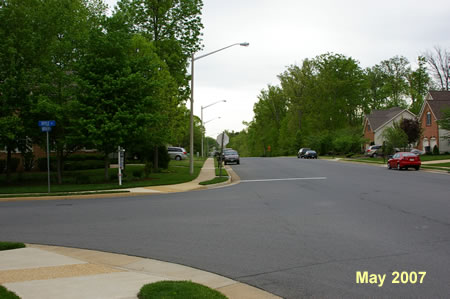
104 155 109 181
153 146 159 170
56 148 63 184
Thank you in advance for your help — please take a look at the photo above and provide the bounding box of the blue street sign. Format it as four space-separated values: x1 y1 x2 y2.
38 120 56 127
41 126 52 132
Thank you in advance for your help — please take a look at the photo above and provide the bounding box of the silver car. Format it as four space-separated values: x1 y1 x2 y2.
168 147 187 160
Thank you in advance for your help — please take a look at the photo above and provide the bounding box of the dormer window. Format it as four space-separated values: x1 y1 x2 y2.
426 112 431 126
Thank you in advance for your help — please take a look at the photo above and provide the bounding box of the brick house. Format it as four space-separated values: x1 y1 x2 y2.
363 107 416 149
417 91 450 153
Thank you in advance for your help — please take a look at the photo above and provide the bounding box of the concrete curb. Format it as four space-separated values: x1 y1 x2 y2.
206 165 241 190
0 244 281 299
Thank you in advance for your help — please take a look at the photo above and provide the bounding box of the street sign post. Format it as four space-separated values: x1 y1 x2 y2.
216 132 229 177
38 120 55 193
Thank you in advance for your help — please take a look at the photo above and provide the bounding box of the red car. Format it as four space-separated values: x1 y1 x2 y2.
387 152 421 170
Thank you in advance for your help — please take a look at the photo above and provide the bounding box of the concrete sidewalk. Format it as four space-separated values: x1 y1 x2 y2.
0 244 280 299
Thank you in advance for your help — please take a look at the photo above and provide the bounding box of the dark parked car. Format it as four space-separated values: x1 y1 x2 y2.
303 150 317 159
223 150 240 165
387 152 421 170
297 148 311 158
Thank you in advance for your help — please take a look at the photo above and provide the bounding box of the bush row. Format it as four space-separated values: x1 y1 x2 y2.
0 158 20 173
36 157 105 171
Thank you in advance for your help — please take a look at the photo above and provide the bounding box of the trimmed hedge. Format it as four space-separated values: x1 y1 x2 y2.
0 158 20 173
37 154 105 171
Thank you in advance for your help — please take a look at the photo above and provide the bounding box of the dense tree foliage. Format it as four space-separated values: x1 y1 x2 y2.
0 0 204 181
229 53 432 157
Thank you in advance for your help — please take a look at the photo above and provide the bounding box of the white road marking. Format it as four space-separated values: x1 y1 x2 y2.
240 177 327 183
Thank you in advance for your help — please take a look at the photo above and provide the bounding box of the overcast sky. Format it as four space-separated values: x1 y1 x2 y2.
105 0 450 138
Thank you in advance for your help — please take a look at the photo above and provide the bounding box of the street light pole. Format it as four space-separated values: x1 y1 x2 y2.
201 100 226 158
189 42 249 175
190 53 195 175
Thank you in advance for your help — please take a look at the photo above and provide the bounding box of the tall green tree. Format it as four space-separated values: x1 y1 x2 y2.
407 56 430 114
76 14 173 179
0 0 45 180
379 56 410 108
116 0 204 167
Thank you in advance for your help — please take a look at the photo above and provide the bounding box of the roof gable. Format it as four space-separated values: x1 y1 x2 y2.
365 107 403 131
419 91 450 120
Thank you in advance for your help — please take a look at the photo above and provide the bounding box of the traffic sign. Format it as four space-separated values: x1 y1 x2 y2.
38 120 56 127
216 132 229 147
41 126 52 132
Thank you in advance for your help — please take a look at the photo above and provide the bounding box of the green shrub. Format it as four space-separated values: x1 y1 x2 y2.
64 160 104 171
433 145 440 155
68 153 103 161
22 151 35 171
144 161 153 177
7 158 20 172
75 174 91 184
37 157 57 171
148 146 170 170
110 173 117 181
307 131 333 155
133 169 143 178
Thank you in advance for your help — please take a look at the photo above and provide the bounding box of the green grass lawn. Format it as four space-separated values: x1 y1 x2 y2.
0 158 206 195
138 281 227 299
424 162 450 167
0 286 20 299
214 159 228 177
199 177 229 185
0 241 26 251
418 154 450 161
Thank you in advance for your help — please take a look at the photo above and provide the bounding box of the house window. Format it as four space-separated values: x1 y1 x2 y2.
426 112 431 126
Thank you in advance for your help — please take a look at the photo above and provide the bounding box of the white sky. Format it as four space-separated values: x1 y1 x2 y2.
105 0 450 138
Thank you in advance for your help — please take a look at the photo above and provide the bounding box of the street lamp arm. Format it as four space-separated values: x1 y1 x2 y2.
194 42 249 61
202 99 226 110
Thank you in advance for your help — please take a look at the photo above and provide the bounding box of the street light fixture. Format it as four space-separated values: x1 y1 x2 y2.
201 100 226 157
189 42 249 174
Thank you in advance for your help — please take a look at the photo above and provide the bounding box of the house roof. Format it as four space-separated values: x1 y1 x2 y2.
365 107 404 131
427 91 450 120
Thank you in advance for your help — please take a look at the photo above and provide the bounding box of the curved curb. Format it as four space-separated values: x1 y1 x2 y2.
8 244 280 299
206 165 241 190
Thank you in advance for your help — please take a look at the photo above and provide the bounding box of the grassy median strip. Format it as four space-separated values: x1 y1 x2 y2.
0 158 206 195
0 241 26 251
199 177 229 185
138 281 227 299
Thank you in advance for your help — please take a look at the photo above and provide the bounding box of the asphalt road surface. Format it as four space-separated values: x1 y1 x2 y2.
1 158 450 298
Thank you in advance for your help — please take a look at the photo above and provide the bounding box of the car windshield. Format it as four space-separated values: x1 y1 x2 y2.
224 150 237 155
402 153 416 157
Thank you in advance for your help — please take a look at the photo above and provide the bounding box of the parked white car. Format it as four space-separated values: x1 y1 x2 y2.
168 147 187 160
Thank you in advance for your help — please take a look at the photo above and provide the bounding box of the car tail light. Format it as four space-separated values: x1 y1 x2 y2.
183 152 187 155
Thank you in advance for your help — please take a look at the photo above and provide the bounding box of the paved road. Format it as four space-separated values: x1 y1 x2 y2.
1 158 449 298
